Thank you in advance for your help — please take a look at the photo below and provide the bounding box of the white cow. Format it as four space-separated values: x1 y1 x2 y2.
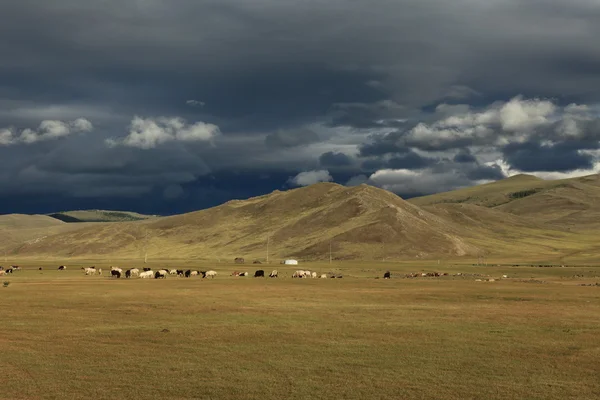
311 272 317 278
156 269 169 278
111 266 123 274
98 268 102 275
293 270 308 278
190 271 199 276
203 270 217 279
169 269 178 275
320 274 327 279
130 268 140 277
269 270 278 278
83 267 96 275
139 271 153 279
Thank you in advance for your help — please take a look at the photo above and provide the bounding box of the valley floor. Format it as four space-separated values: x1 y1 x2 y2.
1 261 600 400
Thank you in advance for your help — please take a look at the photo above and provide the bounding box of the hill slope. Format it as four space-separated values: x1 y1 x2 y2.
48 210 157 223
409 173 600 230
10 183 482 260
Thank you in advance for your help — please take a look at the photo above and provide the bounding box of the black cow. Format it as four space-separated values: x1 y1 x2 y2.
184 269 191 278
5 268 13 274
38 267 43 271
177 269 184 277
143 267 151 272
254 270 265 277
58 265 66 270
154 271 166 279
111 270 121 278
125 269 131 278
383 271 391 279
199 271 206 278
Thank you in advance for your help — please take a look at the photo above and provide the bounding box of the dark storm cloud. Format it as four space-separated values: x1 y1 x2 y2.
387 152 437 170
358 134 410 157
319 151 353 167
264 128 320 149
453 150 477 164
502 142 595 172
466 164 505 181
1 0 600 213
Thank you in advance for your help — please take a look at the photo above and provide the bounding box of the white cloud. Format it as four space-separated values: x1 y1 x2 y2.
106 116 220 149
289 170 333 186
368 168 471 196
499 95 555 131
186 100 205 107
402 95 591 150
0 118 93 146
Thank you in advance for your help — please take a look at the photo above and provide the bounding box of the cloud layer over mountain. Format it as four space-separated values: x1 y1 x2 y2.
1 0 599 213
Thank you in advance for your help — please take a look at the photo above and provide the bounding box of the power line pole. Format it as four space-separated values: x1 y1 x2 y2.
266 234 270 264
143 229 148 264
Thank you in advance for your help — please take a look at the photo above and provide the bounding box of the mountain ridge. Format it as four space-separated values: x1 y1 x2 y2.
2 174 600 262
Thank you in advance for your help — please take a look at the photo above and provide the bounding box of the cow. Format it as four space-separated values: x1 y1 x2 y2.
83 267 96 275
253 260 262 264
176 270 184 277
111 266 123 274
231 271 241 276
130 268 139 277
125 269 131 278
239 272 248 276
254 270 265 277
5 267 13 274
383 271 391 279
111 270 121 278
184 270 191 278
190 271 199 276
58 265 66 270
156 269 169 278
169 269 178 275
320 274 327 279
203 270 217 279
269 270 278 278
98 268 102 275
234 257 245 264
143 267 152 272
311 272 317 279
0 270 5 276
139 271 153 279
39 267 43 271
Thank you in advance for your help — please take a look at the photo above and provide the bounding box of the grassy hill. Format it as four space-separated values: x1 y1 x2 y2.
10 183 482 261
4 174 600 263
408 173 600 229
48 210 157 223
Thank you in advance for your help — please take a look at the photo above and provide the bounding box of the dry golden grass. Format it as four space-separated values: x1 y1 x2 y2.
1 260 599 400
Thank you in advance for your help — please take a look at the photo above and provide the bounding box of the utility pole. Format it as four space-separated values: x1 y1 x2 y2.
266 234 270 264
143 229 148 264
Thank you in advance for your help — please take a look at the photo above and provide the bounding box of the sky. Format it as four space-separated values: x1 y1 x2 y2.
1 0 599 215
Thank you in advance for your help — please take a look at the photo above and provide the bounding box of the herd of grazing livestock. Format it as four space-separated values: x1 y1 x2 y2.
1 264 395 279
0 265 21 276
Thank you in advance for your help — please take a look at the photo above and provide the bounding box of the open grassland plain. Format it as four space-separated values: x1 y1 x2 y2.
1 260 600 400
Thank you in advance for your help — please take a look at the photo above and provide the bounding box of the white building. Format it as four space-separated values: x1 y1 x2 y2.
283 259 298 265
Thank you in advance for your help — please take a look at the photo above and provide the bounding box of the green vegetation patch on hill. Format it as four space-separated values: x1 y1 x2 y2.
47 210 157 223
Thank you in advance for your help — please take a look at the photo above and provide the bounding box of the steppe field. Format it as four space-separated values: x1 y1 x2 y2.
1 259 599 400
